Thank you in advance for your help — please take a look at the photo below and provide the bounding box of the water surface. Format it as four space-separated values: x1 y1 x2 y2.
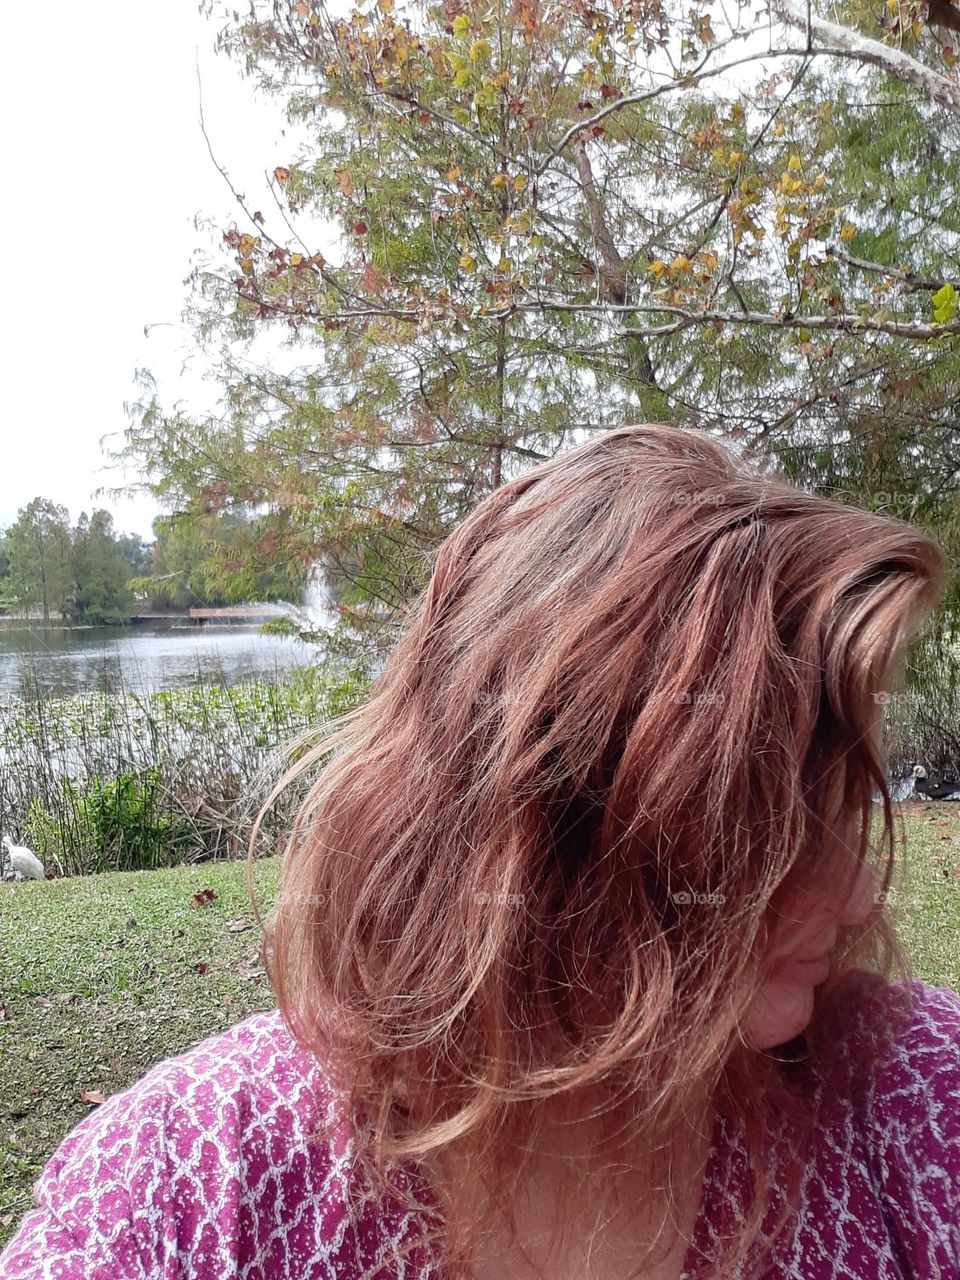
0 623 314 700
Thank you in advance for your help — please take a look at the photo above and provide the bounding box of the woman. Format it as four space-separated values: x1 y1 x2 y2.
1 423 957 1280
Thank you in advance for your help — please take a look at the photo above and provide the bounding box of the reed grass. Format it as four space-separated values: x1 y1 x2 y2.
0 661 367 877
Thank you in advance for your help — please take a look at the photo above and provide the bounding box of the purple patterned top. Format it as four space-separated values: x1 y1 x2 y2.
1 977 957 1279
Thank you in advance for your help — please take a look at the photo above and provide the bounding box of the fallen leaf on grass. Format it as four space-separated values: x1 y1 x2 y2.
81 1089 105 1105
191 889 218 907
226 918 252 933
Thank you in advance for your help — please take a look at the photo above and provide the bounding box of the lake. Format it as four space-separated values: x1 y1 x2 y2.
0 623 316 701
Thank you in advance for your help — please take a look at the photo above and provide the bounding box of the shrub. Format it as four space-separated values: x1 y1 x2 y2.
25 767 195 875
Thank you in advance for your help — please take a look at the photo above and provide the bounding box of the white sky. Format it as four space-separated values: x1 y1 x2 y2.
0 2 793 545
0 1 314 542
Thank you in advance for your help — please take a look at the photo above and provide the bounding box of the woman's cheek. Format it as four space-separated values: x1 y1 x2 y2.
742 978 817 1051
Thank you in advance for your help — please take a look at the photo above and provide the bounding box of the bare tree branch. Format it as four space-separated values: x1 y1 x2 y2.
617 308 960 339
227 283 960 341
825 245 948 292
772 0 960 112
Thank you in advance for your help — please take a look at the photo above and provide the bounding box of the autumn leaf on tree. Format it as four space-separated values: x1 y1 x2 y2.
114 0 960 675
360 263 390 295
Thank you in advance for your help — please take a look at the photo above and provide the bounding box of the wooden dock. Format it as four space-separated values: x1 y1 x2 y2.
187 605 294 625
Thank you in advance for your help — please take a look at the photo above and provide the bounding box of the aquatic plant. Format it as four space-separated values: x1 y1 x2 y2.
0 661 367 876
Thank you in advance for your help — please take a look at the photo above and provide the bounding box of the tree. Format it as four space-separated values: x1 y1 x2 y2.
117 0 960 670
70 509 137 625
4 499 73 623
0 537 10 612
135 509 313 610
115 531 151 579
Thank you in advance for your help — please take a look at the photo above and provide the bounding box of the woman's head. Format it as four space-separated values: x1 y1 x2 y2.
253 424 945 1277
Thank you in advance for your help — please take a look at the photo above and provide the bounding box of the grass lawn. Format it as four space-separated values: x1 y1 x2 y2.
0 856 281 1245
1 803 959 1249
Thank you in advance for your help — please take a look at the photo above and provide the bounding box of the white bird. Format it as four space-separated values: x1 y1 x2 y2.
1 836 46 880
887 774 916 803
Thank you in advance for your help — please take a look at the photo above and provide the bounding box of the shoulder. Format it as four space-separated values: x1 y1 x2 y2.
872 979 960 1088
823 973 960 1146
818 971 960 1095
865 979 960 1169
0 1007 441 1279
836 976 960 1272
143 1008 444 1275
0 1008 308 1278
54 1005 342 1207
133 1004 339 1134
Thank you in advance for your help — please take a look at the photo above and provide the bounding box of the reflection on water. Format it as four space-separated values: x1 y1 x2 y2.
0 623 314 700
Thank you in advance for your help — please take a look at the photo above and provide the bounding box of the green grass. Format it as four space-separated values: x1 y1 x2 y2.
889 800 960 990
0 857 280 1242
1 805 959 1248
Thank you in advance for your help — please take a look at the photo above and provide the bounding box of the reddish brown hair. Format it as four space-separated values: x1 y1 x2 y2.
248 424 945 1278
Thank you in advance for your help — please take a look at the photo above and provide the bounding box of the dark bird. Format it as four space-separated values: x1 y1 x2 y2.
913 765 960 800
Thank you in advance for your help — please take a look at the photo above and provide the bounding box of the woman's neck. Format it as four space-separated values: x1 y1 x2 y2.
430 1097 716 1280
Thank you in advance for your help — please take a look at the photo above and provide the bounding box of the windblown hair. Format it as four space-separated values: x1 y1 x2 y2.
248 424 945 1279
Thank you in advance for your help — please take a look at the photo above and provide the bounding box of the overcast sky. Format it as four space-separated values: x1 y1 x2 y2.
1 4 781 546
1 2 314 541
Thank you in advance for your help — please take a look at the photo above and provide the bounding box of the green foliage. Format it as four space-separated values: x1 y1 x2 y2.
70 510 136 624
932 283 959 324
2 662 370 875
2 499 73 622
258 616 299 637
0 502 149 625
142 507 311 611
115 531 151 577
110 0 960 676
25 768 194 876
